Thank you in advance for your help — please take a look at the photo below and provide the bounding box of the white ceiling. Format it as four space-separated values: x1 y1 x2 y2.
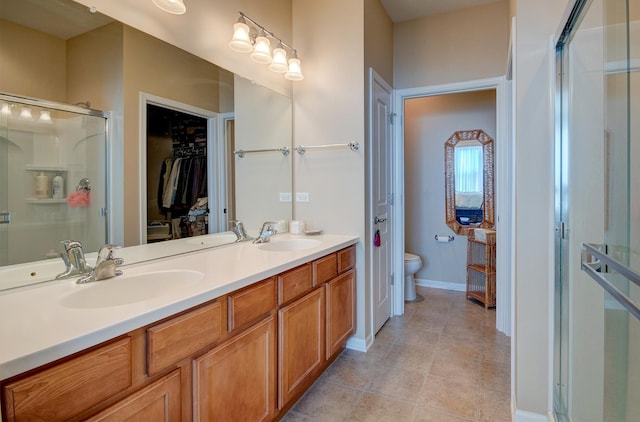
379 0 501 23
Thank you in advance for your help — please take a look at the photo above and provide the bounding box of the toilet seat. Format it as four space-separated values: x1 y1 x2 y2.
404 252 420 262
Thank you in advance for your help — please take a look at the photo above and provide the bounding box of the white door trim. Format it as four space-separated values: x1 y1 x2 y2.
368 67 394 334
138 93 219 244
391 76 512 328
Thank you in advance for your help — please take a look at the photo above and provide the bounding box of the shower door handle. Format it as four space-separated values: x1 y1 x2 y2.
0 211 10 224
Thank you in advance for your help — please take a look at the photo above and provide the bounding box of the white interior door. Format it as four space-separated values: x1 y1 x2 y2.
370 69 393 333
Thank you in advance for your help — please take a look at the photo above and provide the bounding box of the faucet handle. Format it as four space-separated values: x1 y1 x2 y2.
60 240 83 252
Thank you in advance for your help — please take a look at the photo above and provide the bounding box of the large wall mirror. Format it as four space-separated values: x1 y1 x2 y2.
444 129 494 236
0 0 292 278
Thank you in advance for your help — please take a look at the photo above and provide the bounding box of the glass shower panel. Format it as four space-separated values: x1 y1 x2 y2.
0 97 107 266
555 0 638 420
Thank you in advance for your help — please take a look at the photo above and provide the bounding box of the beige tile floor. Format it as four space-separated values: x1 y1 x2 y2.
282 286 511 422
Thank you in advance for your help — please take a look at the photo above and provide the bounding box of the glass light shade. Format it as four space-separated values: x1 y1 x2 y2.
250 36 272 64
285 58 304 81
0 103 10 116
152 0 186 14
39 110 53 124
269 48 288 73
19 106 33 120
229 22 253 53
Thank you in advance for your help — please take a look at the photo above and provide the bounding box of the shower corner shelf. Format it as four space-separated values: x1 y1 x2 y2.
24 165 69 172
25 198 67 204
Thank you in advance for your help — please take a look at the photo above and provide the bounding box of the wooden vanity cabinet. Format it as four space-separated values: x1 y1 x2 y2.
2 338 132 422
278 245 357 411
326 268 356 359
193 315 277 421
278 287 326 408
86 369 182 421
1 245 357 422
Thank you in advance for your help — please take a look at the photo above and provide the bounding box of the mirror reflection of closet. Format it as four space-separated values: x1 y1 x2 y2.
145 100 225 243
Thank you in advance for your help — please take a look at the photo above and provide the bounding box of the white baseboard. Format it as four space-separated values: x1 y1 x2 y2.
345 335 368 352
415 278 466 292
514 409 553 422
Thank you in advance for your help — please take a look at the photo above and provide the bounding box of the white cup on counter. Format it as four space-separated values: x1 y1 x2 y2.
289 220 305 234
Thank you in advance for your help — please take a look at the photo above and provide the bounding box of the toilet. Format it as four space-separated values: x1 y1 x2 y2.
404 252 423 302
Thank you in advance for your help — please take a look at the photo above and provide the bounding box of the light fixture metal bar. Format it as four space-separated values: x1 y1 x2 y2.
239 11 297 56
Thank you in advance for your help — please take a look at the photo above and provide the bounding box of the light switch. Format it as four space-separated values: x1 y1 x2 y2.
280 192 292 202
296 192 309 202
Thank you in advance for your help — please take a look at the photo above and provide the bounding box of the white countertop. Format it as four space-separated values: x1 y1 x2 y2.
0 233 358 380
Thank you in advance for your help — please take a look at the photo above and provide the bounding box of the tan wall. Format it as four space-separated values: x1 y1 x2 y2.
73 0 293 97
364 0 393 84
393 0 509 89
514 0 570 415
292 0 368 345
0 19 67 101
66 22 124 113
121 25 226 245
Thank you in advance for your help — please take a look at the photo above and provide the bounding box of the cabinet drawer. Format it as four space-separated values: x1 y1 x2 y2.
228 277 277 333
3 338 132 422
86 369 181 421
313 253 337 286
278 263 312 305
337 245 356 273
147 300 226 375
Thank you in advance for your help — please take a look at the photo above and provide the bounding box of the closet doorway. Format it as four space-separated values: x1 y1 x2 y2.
140 94 223 244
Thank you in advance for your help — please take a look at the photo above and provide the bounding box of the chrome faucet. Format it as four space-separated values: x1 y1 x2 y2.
56 240 92 280
229 220 252 242
77 244 124 284
253 222 277 244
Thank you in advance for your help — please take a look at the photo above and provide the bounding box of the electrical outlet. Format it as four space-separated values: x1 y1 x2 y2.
279 192 292 202
296 192 310 202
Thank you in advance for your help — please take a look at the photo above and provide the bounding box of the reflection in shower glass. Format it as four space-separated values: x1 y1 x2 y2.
0 95 108 267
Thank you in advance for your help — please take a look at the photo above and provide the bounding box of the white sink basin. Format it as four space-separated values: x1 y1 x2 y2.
59 270 204 309
258 238 321 252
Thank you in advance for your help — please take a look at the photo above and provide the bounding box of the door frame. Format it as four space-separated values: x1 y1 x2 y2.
391 76 512 332
138 93 219 244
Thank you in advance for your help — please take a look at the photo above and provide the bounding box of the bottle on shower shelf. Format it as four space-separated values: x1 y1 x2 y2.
52 173 64 199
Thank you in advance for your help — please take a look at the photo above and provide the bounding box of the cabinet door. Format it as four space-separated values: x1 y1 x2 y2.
278 287 325 408
3 338 132 422
86 370 181 421
326 269 356 359
193 316 276 422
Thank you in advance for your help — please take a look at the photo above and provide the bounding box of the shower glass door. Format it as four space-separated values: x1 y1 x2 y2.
555 0 638 420
0 95 108 269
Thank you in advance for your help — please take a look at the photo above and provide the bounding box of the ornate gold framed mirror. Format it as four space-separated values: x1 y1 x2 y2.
444 129 494 235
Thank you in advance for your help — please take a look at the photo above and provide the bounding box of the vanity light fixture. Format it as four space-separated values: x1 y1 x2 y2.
229 12 304 81
19 106 33 120
152 0 186 15
39 110 53 124
0 103 11 116
269 43 288 73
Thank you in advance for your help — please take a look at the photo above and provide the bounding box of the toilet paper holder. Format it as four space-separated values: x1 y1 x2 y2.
434 234 455 242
